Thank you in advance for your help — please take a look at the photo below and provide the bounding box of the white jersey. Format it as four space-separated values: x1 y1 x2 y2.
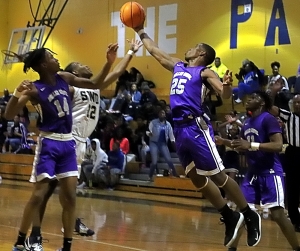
72 87 100 140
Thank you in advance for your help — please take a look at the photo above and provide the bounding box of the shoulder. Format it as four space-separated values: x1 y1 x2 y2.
58 72 74 84
201 68 218 78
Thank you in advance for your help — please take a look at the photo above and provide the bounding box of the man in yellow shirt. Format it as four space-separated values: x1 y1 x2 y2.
210 57 228 80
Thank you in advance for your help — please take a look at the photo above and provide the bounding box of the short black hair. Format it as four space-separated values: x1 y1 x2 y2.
253 91 272 110
215 57 220 60
64 62 76 74
23 48 56 73
200 43 216 65
271 61 280 69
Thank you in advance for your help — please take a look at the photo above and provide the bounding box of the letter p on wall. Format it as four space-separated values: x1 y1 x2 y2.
230 0 253 49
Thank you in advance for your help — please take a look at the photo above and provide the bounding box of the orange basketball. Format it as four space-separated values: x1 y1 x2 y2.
120 2 145 28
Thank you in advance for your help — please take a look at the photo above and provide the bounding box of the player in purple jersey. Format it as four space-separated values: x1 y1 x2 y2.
216 91 300 251
132 23 261 247
4 44 118 251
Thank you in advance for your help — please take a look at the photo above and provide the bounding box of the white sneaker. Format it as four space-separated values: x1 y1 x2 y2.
77 182 86 189
235 98 242 104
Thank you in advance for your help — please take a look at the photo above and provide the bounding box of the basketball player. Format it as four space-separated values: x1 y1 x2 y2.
5 43 119 251
215 91 300 251
132 24 261 247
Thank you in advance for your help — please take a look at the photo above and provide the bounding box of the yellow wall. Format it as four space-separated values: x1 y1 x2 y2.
0 0 8 88
2 0 300 94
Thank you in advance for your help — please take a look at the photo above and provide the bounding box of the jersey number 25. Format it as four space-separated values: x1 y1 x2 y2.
170 78 186 95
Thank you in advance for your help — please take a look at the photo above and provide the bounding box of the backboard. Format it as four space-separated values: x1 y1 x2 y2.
3 26 46 64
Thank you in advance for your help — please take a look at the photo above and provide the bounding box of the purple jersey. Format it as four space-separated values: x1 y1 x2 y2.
34 74 72 133
170 62 207 120
241 112 283 175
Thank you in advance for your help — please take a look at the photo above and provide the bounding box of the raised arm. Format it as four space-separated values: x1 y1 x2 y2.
4 81 35 120
101 39 143 88
202 69 232 99
59 43 119 90
133 25 181 72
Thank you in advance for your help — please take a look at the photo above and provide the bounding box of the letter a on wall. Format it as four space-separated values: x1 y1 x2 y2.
264 0 291 46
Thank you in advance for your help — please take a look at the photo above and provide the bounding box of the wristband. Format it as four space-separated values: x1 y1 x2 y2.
137 29 145 36
127 50 134 56
250 142 260 151
13 89 22 98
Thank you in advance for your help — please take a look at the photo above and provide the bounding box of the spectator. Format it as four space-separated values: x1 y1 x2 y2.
0 89 12 106
103 141 125 189
203 90 223 129
140 84 158 106
148 110 178 181
218 110 243 135
267 77 292 111
5 115 26 153
134 115 150 167
127 67 144 89
233 61 263 103
110 127 130 155
210 57 228 80
129 83 141 103
0 108 7 153
78 138 108 188
267 61 289 90
19 106 30 129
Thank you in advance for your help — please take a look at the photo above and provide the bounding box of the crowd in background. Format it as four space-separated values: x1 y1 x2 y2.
0 59 299 189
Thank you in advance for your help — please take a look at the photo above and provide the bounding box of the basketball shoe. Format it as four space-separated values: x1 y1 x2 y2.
220 211 244 247
244 211 261 246
75 218 94 236
12 245 25 251
24 236 43 251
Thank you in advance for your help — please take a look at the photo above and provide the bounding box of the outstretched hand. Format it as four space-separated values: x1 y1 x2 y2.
231 138 251 151
126 39 143 53
223 70 233 85
225 115 237 123
106 43 119 64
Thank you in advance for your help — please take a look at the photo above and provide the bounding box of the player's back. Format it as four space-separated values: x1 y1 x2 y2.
34 74 72 134
242 112 283 175
72 87 100 138
170 62 207 121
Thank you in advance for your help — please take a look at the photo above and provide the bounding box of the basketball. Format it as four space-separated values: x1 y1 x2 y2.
120 2 145 28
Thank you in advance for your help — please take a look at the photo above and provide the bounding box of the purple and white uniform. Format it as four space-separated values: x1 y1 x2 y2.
240 112 285 209
170 62 224 176
30 74 77 182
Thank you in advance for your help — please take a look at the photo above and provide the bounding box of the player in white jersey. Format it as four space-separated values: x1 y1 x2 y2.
12 40 142 250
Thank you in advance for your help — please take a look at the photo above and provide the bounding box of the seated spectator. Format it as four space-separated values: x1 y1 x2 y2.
203 90 223 129
0 89 12 106
165 105 173 128
134 115 150 167
5 115 26 153
267 61 289 90
210 57 228 80
110 127 130 155
103 141 125 189
267 77 292 111
78 138 108 188
148 110 178 181
0 108 7 153
126 67 144 90
129 83 141 103
19 105 30 129
233 61 263 103
140 84 158 106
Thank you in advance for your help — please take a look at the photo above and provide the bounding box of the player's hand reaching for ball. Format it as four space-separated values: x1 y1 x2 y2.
127 39 143 53
17 80 33 92
106 43 119 65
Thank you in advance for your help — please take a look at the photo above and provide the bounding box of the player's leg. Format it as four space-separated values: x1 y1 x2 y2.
271 207 300 250
261 175 300 250
181 121 260 247
55 139 78 251
174 123 243 247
